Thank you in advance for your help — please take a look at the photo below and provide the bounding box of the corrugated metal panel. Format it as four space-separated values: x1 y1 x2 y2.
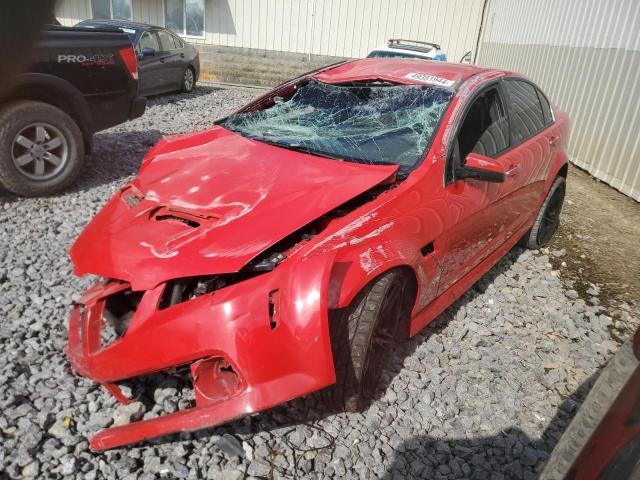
132 0 163 25
477 0 640 201
56 0 92 25
56 0 484 61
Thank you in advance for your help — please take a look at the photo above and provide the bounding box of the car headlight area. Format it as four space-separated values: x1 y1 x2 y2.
66 252 337 450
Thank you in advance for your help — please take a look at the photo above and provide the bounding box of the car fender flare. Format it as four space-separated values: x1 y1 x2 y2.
536 153 569 213
327 236 440 319
4 73 93 150
548 154 569 186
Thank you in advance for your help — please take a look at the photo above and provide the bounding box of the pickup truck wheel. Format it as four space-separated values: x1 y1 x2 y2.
0 100 84 197
323 270 412 412
521 176 566 249
181 67 195 93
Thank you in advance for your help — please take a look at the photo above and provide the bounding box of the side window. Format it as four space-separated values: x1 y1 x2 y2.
139 31 160 52
504 80 545 143
171 33 184 49
158 30 177 50
457 88 510 159
537 89 554 125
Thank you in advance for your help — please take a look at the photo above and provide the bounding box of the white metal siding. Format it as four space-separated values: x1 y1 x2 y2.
56 0 485 61
56 0 92 25
477 0 640 201
132 0 164 26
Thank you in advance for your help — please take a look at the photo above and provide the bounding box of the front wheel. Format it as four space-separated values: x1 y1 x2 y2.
521 175 566 249
180 66 196 93
322 270 413 412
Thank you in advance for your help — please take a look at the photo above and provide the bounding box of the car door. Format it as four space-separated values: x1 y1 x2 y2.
137 30 165 95
156 29 184 89
170 32 193 80
501 79 558 208
437 82 529 293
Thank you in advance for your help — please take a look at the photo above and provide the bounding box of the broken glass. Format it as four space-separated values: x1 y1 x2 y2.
222 80 452 176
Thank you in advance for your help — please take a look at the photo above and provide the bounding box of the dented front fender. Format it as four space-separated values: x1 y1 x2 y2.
305 213 442 316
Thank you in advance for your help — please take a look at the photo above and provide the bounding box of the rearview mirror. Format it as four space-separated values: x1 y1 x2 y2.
141 47 156 57
456 152 505 183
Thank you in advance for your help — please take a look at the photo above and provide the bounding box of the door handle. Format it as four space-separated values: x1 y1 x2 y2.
506 164 522 177
160 58 166 63
180 53 185 58
548 135 559 147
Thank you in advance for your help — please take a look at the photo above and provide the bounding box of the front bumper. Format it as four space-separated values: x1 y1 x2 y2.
66 254 336 450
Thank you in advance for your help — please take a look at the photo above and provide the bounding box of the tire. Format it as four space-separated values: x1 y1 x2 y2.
540 336 639 480
521 176 566 249
0 100 84 197
180 66 196 93
322 270 413 412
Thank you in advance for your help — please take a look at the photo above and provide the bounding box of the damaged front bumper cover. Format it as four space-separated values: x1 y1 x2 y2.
66 254 336 450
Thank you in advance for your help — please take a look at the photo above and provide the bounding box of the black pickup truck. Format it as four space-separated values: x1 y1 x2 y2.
0 26 146 196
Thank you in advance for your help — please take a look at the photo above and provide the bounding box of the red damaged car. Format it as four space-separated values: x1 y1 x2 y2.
67 59 569 450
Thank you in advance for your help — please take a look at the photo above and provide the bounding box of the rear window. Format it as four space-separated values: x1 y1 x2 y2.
503 80 546 143
171 33 184 49
538 89 554 125
157 30 177 50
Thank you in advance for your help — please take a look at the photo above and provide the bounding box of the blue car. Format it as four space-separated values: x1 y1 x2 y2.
367 39 447 61
76 19 200 96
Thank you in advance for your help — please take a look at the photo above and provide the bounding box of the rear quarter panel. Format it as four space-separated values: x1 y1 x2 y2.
544 109 571 192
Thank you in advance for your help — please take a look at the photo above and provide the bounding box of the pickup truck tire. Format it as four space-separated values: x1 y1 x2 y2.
323 270 412 412
0 100 84 197
180 67 196 93
521 176 566 249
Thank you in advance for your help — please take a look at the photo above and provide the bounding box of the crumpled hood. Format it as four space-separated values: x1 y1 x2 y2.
70 127 397 290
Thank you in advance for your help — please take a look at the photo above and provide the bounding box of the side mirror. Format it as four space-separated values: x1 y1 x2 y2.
141 47 156 57
456 152 505 183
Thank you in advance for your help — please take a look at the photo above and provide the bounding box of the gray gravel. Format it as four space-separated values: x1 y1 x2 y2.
0 85 638 479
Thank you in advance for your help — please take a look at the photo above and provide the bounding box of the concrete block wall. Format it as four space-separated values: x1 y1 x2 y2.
197 44 349 87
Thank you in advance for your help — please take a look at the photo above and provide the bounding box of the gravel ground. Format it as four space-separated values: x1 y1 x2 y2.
0 85 638 479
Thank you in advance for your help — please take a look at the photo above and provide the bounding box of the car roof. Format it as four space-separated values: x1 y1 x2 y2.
370 40 440 59
369 45 437 59
315 58 491 89
77 19 163 32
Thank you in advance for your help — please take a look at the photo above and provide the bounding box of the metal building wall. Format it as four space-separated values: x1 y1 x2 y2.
56 0 92 25
56 0 165 26
56 0 485 63
476 0 640 201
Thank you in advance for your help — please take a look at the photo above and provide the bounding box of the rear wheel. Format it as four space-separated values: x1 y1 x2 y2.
181 66 195 93
521 176 566 249
0 100 84 197
322 270 413 412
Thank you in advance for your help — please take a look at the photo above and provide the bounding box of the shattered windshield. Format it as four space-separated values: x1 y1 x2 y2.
222 80 452 176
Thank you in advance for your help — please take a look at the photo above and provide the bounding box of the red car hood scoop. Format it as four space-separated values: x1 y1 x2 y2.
70 128 397 290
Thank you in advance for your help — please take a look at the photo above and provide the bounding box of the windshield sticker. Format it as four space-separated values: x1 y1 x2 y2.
404 72 455 87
